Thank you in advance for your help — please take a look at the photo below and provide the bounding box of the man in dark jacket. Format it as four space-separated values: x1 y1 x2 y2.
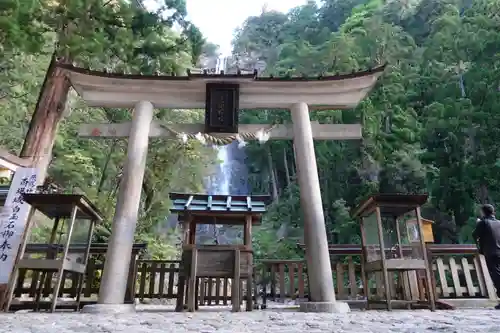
473 204 500 309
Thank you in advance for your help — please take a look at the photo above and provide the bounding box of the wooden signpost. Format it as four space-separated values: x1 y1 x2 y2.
0 167 39 309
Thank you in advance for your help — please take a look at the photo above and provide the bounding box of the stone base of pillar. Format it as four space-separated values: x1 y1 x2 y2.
299 301 350 313
81 303 136 314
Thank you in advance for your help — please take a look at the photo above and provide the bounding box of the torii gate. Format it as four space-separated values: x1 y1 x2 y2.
58 63 385 313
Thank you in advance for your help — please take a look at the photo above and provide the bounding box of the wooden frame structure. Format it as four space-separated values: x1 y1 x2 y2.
169 192 270 312
59 61 385 309
352 193 436 311
5 194 103 312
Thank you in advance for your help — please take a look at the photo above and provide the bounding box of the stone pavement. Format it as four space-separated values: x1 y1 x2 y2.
0 307 498 333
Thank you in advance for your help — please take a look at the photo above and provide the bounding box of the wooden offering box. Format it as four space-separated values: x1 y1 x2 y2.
182 245 253 278
170 193 271 312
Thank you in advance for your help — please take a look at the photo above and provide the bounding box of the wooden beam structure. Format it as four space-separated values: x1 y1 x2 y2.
78 121 362 140
0 146 32 171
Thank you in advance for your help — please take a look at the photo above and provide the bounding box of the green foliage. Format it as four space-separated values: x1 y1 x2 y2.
136 232 180 260
0 0 46 52
3 0 500 262
234 0 500 253
0 0 218 260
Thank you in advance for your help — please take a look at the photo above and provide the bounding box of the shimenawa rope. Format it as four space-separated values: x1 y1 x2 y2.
159 124 277 146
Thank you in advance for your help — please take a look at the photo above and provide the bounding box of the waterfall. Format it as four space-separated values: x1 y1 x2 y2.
207 142 248 196
196 56 249 244
159 55 252 241
200 142 248 244
216 145 231 195
158 55 264 245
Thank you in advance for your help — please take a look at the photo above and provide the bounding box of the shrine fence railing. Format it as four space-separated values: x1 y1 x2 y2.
261 244 496 304
9 243 145 310
9 243 497 310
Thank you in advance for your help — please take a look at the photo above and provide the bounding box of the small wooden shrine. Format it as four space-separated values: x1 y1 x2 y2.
352 193 436 311
6 193 102 312
406 217 435 243
169 192 271 312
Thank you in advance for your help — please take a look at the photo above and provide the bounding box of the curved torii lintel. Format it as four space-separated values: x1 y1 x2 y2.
57 63 386 110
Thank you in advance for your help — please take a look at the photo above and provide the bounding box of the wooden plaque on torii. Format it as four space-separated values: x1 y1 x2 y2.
205 83 240 134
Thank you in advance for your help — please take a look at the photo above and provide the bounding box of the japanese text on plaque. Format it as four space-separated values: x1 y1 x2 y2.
0 168 38 284
0 175 37 262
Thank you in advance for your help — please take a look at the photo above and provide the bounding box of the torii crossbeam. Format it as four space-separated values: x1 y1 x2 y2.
78 121 362 140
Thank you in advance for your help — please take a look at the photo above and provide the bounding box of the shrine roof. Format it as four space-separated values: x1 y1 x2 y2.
351 193 429 218
22 193 104 221
57 63 386 110
169 193 271 225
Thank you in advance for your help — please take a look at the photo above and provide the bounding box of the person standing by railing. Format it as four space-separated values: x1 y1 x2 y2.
473 204 500 309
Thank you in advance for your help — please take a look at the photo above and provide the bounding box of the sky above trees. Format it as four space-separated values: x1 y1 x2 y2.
185 0 310 55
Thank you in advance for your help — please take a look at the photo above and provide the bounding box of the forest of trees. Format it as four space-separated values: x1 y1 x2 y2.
240 0 500 259
1 0 216 258
1 0 500 260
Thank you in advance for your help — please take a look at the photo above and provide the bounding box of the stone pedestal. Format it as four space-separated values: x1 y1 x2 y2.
299 301 350 313
81 303 136 314
88 101 153 310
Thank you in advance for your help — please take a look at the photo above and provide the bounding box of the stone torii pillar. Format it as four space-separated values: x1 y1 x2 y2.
82 100 154 313
291 103 349 313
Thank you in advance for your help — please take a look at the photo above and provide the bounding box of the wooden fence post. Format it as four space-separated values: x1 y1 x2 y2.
478 254 498 301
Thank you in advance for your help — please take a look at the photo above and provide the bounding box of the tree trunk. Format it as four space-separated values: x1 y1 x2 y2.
283 147 291 188
291 143 297 177
97 140 118 195
267 149 278 201
478 184 490 204
273 167 280 197
19 53 71 182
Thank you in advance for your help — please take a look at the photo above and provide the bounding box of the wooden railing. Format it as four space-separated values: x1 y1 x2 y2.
260 244 496 303
198 277 235 305
10 243 497 311
134 260 249 306
255 260 307 303
430 245 496 299
136 260 180 300
10 243 146 310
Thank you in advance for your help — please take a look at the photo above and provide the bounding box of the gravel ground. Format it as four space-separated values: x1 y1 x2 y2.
0 306 498 333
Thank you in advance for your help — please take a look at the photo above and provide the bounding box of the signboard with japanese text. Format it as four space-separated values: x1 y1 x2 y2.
205 83 239 133
0 167 38 284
